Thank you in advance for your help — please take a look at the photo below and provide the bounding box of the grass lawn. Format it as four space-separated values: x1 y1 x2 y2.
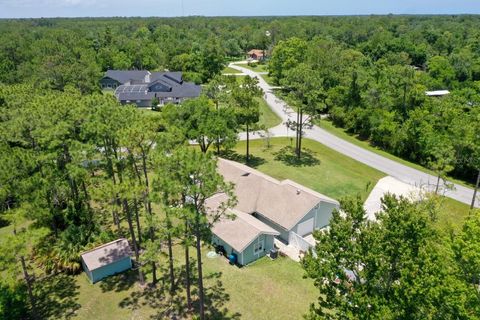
102 89 115 96
39 248 314 320
257 97 282 129
234 63 276 85
231 137 385 201
318 120 473 189
435 196 473 231
222 66 243 74
260 73 276 86
2 137 474 319
202 255 317 320
0 217 30 244
230 138 473 230
240 63 269 73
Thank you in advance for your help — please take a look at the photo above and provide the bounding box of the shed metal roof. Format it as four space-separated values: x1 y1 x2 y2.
425 90 450 97
81 238 132 271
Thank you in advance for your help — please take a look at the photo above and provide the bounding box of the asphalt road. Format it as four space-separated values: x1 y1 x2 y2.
229 62 478 208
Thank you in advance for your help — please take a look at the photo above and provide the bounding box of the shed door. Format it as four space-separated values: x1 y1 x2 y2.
296 217 314 236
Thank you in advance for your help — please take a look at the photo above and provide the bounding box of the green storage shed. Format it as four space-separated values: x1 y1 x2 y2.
81 238 132 283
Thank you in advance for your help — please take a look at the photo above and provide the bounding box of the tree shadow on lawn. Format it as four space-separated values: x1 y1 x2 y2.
99 269 138 293
117 263 241 319
221 149 266 168
118 263 191 319
35 273 81 319
273 146 320 167
201 271 241 320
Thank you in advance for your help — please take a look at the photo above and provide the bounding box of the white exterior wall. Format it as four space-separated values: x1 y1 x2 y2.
293 201 339 236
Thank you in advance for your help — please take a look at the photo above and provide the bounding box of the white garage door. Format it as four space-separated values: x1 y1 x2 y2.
296 217 314 236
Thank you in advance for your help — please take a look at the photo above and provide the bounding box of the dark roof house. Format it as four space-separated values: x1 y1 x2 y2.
100 70 201 107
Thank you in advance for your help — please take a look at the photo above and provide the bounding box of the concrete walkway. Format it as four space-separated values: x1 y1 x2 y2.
274 238 302 262
229 62 478 208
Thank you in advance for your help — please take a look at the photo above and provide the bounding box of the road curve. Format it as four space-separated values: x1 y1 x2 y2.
229 62 478 208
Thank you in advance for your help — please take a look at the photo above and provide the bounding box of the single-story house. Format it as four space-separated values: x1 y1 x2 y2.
207 159 339 265
247 49 266 61
211 207 279 265
100 70 201 107
80 238 132 283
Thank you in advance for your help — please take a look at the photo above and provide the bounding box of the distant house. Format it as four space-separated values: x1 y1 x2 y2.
80 238 132 283
100 70 201 108
207 159 339 265
247 49 266 61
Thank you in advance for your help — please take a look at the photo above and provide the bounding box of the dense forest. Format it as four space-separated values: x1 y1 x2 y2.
0 15 480 319
1 15 479 183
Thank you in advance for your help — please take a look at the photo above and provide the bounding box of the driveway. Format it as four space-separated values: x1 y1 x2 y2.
229 62 478 208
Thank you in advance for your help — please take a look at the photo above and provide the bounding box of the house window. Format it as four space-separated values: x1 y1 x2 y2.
253 239 264 255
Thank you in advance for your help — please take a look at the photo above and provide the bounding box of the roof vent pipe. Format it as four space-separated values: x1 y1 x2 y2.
296 189 301 195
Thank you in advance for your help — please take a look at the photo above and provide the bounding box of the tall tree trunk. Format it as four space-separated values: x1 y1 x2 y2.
20 255 38 320
185 221 192 310
246 123 250 163
113 208 121 233
81 180 92 214
133 198 142 246
140 150 157 284
167 231 175 294
215 101 221 155
298 109 303 160
194 221 205 320
295 109 300 158
123 199 145 285
104 139 121 233
471 169 480 209
435 174 441 195
165 209 176 294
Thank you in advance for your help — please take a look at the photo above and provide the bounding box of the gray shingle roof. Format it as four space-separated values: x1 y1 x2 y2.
215 159 339 230
105 69 201 102
116 82 200 101
211 206 280 252
104 70 149 84
81 238 132 271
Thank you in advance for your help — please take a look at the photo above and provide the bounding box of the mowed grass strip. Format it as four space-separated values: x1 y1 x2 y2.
64 248 314 320
318 120 474 189
222 66 243 74
239 63 268 73
232 137 385 201
202 255 317 320
232 137 472 231
257 97 282 129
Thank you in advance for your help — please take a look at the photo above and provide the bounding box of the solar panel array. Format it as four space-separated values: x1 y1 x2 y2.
116 84 148 94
